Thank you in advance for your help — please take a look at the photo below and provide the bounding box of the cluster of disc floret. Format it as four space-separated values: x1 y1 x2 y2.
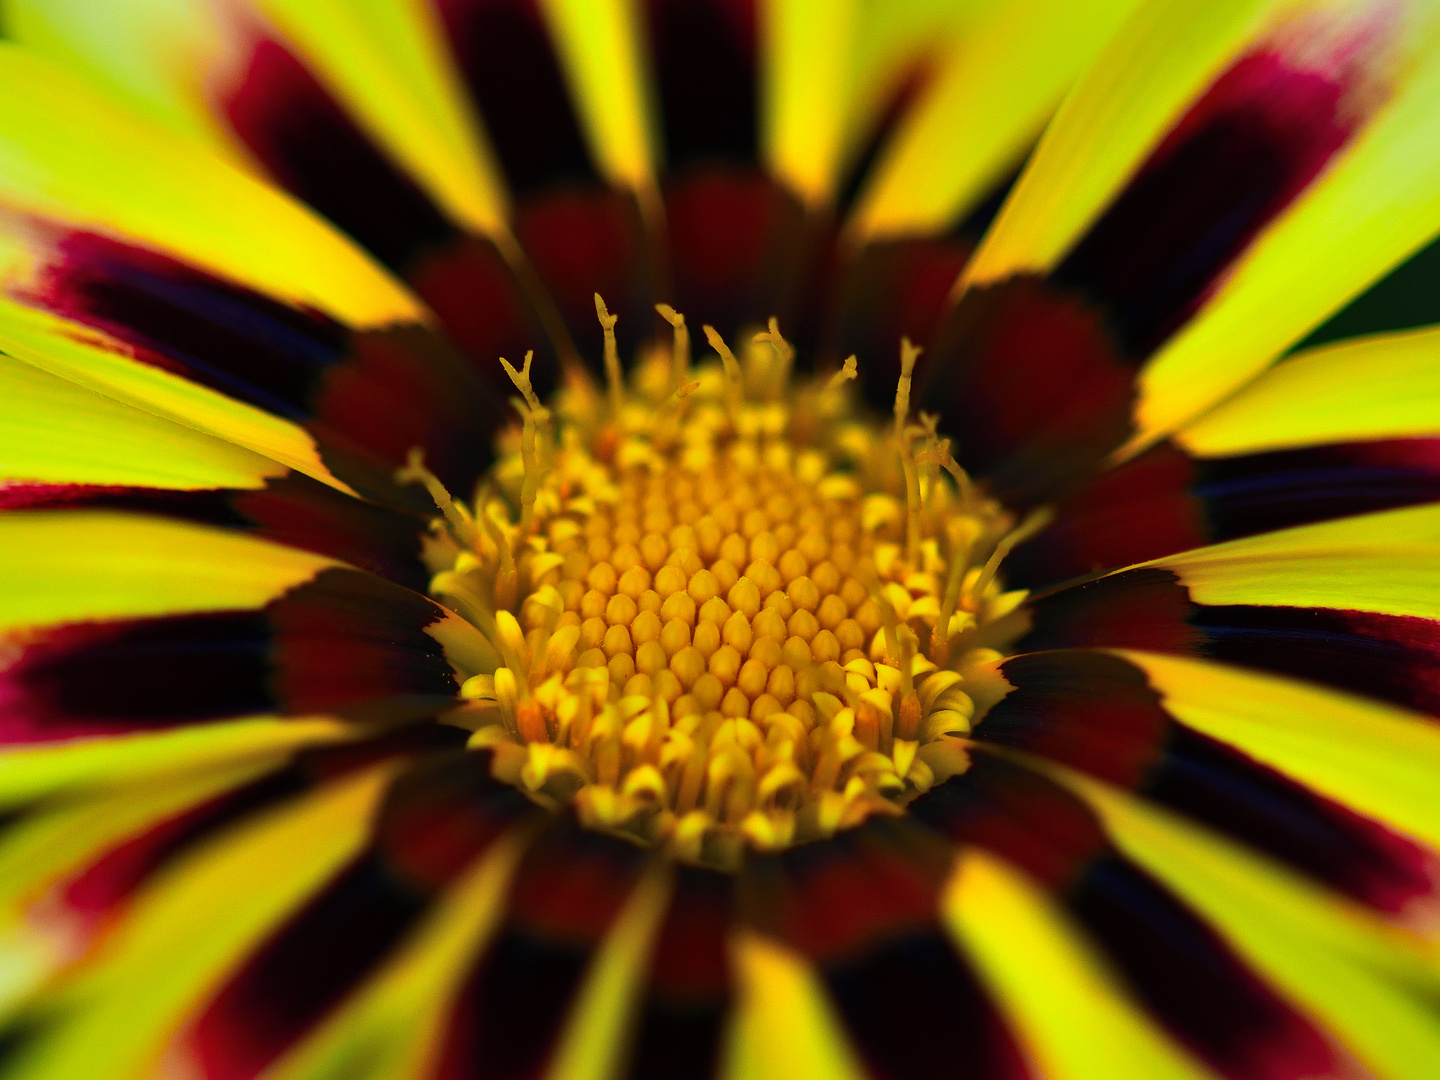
406 296 1042 870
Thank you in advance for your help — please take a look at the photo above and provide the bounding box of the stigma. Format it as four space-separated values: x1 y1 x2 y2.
404 296 1043 870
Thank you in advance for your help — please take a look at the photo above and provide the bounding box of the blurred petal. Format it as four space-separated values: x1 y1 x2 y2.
1058 766 1440 1080
0 765 395 1080
944 848 1217 1080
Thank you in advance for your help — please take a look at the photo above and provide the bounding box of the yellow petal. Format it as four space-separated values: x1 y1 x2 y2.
1132 501 1440 620
540 0 656 191
1056 766 1440 1080
762 0 861 206
265 824 533 1080
0 351 286 490
545 864 673 1080
0 43 422 328
0 716 354 810
851 0 1144 240
0 510 339 632
943 848 1218 1080
723 932 867 1080
1 765 394 1080
1116 650 1440 847
1175 325 1440 457
7 0 507 236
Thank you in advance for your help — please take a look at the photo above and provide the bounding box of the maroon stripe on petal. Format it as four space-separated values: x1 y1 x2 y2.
437 0 598 196
741 818 1031 1080
662 167 809 339
981 650 1169 787
0 475 431 592
919 274 1137 503
645 0 757 169
1069 854 1340 1080
916 759 1344 1080
19 225 507 501
436 816 649 1080
186 752 536 1080
624 867 733 1080
1020 567 1206 655
221 37 458 274
984 648 1440 915
1053 13 1394 358
1193 605 1440 718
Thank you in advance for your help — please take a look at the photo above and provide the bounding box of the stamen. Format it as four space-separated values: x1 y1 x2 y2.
826 354 858 393
894 339 924 567
395 448 474 545
752 318 794 399
702 323 743 424
655 303 690 394
594 293 624 419
964 507 1054 613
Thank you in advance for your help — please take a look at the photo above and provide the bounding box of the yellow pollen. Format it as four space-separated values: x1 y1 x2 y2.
422 298 1037 870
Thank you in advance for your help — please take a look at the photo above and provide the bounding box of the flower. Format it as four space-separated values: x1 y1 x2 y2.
1 0 1440 1077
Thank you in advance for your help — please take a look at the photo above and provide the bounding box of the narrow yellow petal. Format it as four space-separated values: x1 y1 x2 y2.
1129 501 1440 620
1 765 394 1080
0 301 351 493
944 849 1218 1080
266 824 533 1080
545 864 673 1080
723 933 867 1080
851 0 1144 239
1057 767 1440 1080
0 352 286 490
763 0 861 206
0 716 354 810
0 511 339 632
1116 650 1440 847
1175 325 1440 456
540 0 656 190
0 43 422 328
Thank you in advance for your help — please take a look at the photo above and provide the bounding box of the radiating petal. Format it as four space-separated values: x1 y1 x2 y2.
944 848 1217 1080
0 510 337 631
1114 650 1440 849
761 0 860 207
1055 766 1440 1080
850 0 1143 241
0 351 286 492
1177 325 1440 456
926 0 1440 496
261 822 532 1080
723 933 867 1080
0 765 395 1080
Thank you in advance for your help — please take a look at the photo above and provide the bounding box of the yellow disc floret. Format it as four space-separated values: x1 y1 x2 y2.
405 297 1045 870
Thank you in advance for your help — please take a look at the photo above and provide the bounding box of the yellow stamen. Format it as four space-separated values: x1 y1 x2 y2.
826 354 858 393
703 323 743 424
964 507 1054 612
655 303 690 394
395 448 474 545
752 318 794 399
594 293 623 419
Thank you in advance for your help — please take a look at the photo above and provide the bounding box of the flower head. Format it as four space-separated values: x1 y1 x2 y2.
2 1 1440 1079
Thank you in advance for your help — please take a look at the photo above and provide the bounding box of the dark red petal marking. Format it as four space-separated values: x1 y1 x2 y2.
436 0 597 196
186 752 537 1080
435 816 649 1080
920 275 1138 503
222 38 457 274
1009 438 1440 588
921 17 1395 500
983 648 1440 914
740 818 1032 1080
1023 567 1440 717
44 726 465 948
623 867 733 1080
1070 854 1339 1080
23 227 507 498
0 474 431 592
914 761 1342 1080
662 167 808 340
0 568 460 743
645 0 757 169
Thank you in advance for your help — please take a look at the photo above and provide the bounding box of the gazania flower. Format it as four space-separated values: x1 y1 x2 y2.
3 0 1440 1076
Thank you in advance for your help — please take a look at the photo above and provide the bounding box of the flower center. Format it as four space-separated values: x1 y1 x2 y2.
408 298 1045 870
